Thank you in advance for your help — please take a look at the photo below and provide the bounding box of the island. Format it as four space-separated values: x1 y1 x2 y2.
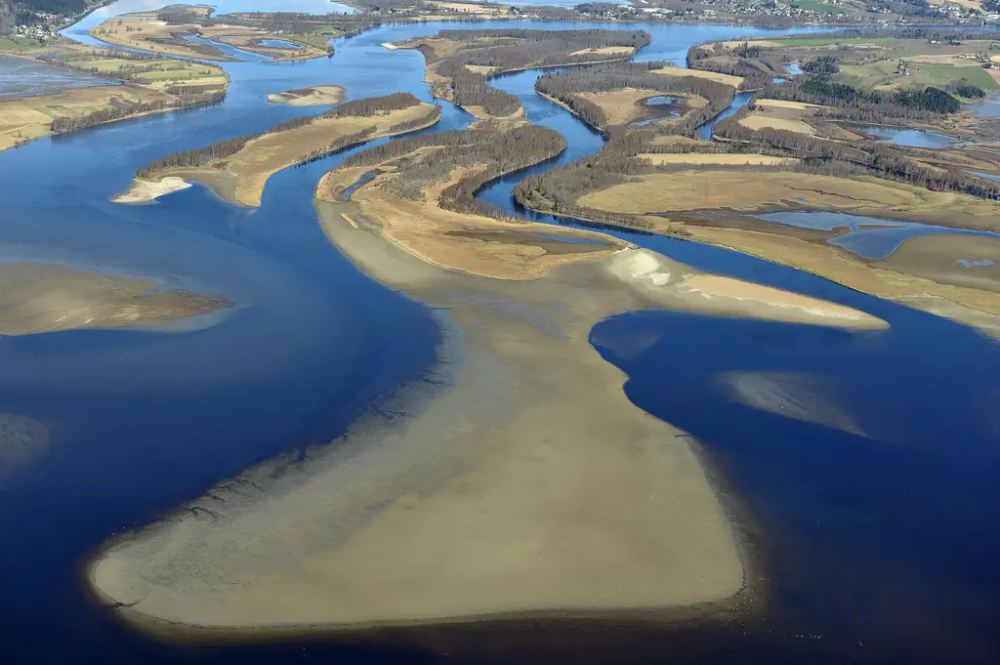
267 84 344 107
115 92 441 206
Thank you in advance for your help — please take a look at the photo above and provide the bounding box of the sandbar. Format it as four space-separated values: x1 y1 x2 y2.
112 177 191 204
267 85 344 107
0 261 229 335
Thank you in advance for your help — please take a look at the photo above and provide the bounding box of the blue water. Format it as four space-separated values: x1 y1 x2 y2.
855 125 959 148
1 7 999 665
755 211 1000 259
258 38 306 49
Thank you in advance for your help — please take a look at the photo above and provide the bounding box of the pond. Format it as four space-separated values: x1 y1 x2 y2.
853 124 960 148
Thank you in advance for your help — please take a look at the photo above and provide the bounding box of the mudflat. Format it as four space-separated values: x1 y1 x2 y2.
0 261 228 335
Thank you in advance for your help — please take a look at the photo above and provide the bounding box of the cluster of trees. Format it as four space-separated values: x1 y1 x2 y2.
801 56 839 75
436 60 521 117
324 91 421 117
51 90 225 135
945 80 986 100
136 130 256 178
687 45 778 91
0 0 14 35
534 60 734 132
333 124 568 219
761 77 960 122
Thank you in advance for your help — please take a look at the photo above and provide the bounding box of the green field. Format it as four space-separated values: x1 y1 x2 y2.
836 60 900 88
788 0 851 14
775 37 901 47
909 62 1000 91
0 36 43 51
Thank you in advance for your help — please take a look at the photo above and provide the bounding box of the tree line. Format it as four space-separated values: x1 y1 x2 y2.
51 90 225 135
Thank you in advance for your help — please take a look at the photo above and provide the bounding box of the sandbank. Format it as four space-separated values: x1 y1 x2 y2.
0 261 229 335
267 85 344 107
113 177 191 204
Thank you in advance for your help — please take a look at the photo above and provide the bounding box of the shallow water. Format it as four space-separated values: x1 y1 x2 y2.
0 54 113 98
1 8 999 665
754 210 1000 259
854 124 959 148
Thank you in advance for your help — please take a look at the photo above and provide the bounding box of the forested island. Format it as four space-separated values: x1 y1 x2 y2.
119 92 441 206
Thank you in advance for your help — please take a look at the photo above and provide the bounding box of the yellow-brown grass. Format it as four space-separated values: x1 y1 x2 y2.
651 65 744 88
576 88 706 126
641 153 799 166
578 170 1000 216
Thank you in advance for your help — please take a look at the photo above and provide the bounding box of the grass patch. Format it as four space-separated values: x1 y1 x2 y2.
0 36 43 51
908 62 1000 91
787 0 850 14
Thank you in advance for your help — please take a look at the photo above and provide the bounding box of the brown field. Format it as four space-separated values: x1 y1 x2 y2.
874 233 1000 293
141 102 440 207
0 84 170 152
570 46 635 57
738 98 826 136
651 65 744 88
578 171 1000 222
641 153 799 166
576 88 707 126
739 115 817 135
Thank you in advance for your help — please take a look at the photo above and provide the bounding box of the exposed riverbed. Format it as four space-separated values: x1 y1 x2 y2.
0 7 999 665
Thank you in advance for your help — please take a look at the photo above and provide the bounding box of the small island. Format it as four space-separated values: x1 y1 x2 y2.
116 92 441 207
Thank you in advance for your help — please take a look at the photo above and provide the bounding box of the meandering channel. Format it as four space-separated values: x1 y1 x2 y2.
1 6 999 665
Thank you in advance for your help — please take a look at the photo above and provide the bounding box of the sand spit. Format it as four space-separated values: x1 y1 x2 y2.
0 261 228 335
113 177 192 204
89 189 890 636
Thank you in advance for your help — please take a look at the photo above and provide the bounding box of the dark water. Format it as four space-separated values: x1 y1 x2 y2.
2 8 999 665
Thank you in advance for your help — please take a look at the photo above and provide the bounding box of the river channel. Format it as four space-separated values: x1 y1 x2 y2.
1 5 999 664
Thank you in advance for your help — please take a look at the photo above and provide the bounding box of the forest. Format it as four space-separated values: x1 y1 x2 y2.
535 60 735 132
333 123 568 219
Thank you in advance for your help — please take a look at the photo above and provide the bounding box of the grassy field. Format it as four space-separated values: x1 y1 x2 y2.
788 0 851 14
0 36 42 51
907 63 1000 91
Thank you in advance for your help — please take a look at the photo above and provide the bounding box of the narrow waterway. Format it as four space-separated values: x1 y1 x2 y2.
0 7 999 665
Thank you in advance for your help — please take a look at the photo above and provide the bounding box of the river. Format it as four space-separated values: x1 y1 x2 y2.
0 5 999 665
